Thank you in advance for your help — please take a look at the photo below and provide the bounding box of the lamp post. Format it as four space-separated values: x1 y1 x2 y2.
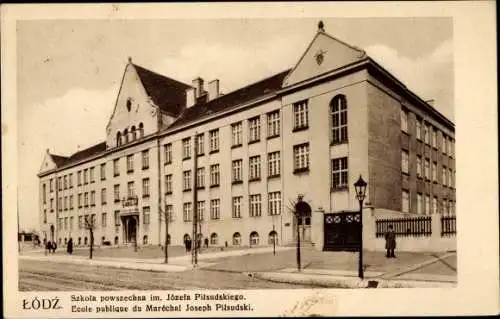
295 194 311 272
354 175 367 280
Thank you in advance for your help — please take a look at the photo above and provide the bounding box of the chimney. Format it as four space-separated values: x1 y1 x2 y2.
207 79 220 101
192 77 204 98
186 87 196 108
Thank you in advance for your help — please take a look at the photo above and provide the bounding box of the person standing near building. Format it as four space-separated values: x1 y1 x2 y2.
67 237 73 255
385 225 396 258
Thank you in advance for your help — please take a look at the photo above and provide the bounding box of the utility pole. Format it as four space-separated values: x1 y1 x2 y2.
191 132 199 267
164 206 169 263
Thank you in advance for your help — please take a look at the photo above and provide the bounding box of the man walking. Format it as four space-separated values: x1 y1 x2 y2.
67 237 73 255
385 225 396 258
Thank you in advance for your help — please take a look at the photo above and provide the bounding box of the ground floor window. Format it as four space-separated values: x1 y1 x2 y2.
78 237 82 245
143 235 148 245
114 236 119 245
250 231 259 246
210 233 218 245
232 232 241 245
268 231 278 245
84 237 88 245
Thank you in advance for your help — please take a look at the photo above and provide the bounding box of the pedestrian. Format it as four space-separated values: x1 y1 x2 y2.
67 238 73 255
184 238 188 253
385 225 396 258
45 240 51 256
204 237 209 248
52 241 57 254
186 238 192 253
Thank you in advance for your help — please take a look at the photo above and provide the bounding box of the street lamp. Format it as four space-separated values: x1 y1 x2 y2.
353 175 368 280
295 194 311 272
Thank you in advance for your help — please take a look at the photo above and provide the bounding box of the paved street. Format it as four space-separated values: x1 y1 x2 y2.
19 259 316 291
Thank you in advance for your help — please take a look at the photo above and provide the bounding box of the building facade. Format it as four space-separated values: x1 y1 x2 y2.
37 23 455 250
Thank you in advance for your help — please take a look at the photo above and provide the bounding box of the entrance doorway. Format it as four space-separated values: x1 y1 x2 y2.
122 216 138 244
296 214 312 242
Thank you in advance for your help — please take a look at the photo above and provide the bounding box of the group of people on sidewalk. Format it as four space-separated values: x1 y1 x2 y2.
43 238 74 255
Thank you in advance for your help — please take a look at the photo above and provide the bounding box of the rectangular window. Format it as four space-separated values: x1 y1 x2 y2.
432 129 437 148
143 206 150 225
126 155 134 173
416 156 422 178
165 174 173 194
183 202 192 222
69 195 74 210
50 198 54 211
114 211 120 226
449 138 454 158
42 184 47 204
449 168 453 188
84 193 89 207
64 175 68 189
268 191 281 215
293 143 310 173
69 216 74 231
127 181 135 198
101 213 107 228
43 210 47 223
77 171 82 185
50 178 54 192
268 151 281 177
417 193 423 214
249 156 261 181
183 170 192 191
249 194 262 217
165 205 173 222
432 197 438 214
402 190 410 213
64 196 67 210
142 178 150 197
424 159 430 180
196 167 205 188
182 138 191 159
442 134 447 154
416 119 422 140
196 133 204 155
164 143 172 164
194 201 203 221
449 200 455 215
232 196 242 218
401 150 409 174
425 195 430 215
114 184 120 202
401 108 408 133
69 173 73 188
210 164 220 186
58 197 62 211
101 188 107 205
90 191 95 206
90 167 95 183
232 159 243 183
78 216 83 229
248 116 261 143
432 162 437 182
209 129 219 153
293 100 309 130
424 123 429 144
331 157 348 189
77 194 82 208
442 199 448 215
100 163 106 180
113 159 120 176
231 122 242 146
442 166 447 186
331 95 348 143
64 217 68 230
267 110 280 138
142 150 149 169
210 199 220 220
83 169 88 185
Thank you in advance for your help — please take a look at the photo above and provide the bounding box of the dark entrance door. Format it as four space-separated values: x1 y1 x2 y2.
323 211 361 251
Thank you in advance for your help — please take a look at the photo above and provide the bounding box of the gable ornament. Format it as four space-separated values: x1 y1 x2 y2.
314 49 327 66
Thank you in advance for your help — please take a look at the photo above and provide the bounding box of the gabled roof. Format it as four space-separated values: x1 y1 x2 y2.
49 154 69 167
167 69 291 130
133 64 191 117
46 142 107 170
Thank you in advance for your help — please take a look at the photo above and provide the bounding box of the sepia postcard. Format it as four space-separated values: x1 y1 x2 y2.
2 2 498 317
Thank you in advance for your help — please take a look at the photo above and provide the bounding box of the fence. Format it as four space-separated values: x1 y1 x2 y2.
441 216 456 236
375 216 432 237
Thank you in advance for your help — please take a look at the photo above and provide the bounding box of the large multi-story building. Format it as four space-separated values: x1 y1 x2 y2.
37 22 455 250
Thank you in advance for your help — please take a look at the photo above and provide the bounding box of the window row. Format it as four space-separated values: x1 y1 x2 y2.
116 123 144 146
114 150 150 177
401 190 455 215
402 150 454 188
113 179 150 202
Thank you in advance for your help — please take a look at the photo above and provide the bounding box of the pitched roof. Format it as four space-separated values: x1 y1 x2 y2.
167 69 291 130
133 64 191 116
48 142 107 169
49 154 69 167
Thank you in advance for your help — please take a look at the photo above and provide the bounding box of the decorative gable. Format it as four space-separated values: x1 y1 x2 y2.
283 27 367 87
39 151 61 174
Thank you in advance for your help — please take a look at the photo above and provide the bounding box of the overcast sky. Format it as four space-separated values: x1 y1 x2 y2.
17 18 453 231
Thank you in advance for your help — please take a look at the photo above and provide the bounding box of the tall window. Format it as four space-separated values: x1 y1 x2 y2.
142 178 150 197
100 163 106 180
83 170 88 185
449 200 455 215
232 122 242 146
183 170 192 191
449 138 454 158
331 95 348 143
442 199 448 215
64 175 68 189
77 171 81 185
442 166 447 186
165 205 173 222
416 118 422 140
50 198 54 211
449 168 453 188
293 100 309 130
165 174 172 194
142 150 149 169
432 197 438 214
197 201 205 221
249 194 262 217
77 194 82 208
42 184 46 204
249 156 261 181
267 110 280 138
424 158 430 180
69 195 74 209
232 160 242 183
114 184 120 202
101 188 107 205
90 191 95 206
210 199 220 220
182 138 191 159
84 193 89 207
248 116 261 143
113 159 120 176
117 132 122 146
101 213 107 228
402 190 410 213
401 150 409 174
196 168 205 188
210 164 220 186
50 178 54 192
425 195 430 215
183 203 192 222
432 162 437 182
123 128 129 144
442 134 447 154
401 108 408 133
196 133 204 155
70 216 74 230
127 181 135 198
432 129 437 148
416 156 422 178
209 129 219 153
126 155 134 173
164 143 172 164
138 123 144 138
143 206 150 225
268 151 281 177
268 191 281 215
232 197 242 218
69 174 73 188
417 193 423 214
64 196 67 210
114 211 120 227
293 143 310 172
89 167 95 183
331 157 348 189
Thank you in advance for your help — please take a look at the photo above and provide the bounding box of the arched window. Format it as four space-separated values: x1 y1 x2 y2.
78 237 81 245
84 237 88 245
116 132 122 146
139 123 144 138
210 233 218 245
250 231 259 246
143 235 148 245
268 231 278 245
232 232 241 245
123 129 129 144
114 236 119 245
331 95 348 144
131 126 137 141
